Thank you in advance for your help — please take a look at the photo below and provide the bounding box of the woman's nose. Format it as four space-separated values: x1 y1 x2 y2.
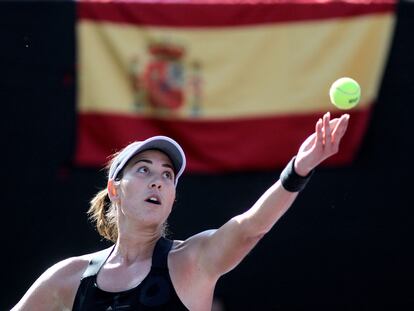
149 179 162 189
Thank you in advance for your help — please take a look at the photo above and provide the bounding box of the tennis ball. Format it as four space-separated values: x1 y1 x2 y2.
329 77 361 110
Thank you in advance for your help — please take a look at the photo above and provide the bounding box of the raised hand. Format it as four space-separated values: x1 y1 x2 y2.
294 112 350 176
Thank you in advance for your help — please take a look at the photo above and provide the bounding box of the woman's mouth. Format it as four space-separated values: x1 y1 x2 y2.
145 195 161 205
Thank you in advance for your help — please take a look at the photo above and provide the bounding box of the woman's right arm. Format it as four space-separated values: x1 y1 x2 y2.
11 256 89 311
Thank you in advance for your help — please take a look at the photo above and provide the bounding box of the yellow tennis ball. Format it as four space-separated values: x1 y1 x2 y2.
329 77 361 110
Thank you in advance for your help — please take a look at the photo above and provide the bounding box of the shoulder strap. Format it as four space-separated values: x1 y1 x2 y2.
81 246 114 279
152 237 173 269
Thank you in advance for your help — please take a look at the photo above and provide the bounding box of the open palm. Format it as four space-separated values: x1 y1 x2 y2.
294 112 350 176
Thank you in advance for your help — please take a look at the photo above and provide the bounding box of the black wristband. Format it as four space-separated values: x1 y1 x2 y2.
280 156 314 192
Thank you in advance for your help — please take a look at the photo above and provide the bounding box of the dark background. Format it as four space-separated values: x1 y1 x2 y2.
2 1 413 310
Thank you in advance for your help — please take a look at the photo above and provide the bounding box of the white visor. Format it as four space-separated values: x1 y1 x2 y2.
108 136 186 186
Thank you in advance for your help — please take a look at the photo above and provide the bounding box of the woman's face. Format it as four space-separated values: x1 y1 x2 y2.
115 149 176 230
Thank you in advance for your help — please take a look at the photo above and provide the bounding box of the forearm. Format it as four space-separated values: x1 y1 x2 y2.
236 155 314 237
236 179 299 237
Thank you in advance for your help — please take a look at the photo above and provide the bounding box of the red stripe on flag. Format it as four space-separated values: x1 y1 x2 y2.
77 1 396 27
75 107 372 173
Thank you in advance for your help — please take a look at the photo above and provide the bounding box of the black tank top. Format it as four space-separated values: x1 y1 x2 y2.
72 237 188 310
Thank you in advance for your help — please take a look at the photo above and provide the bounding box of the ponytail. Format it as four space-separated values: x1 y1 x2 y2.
87 188 118 242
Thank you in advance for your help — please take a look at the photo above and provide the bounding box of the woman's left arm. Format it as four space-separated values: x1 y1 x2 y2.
195 112 350 278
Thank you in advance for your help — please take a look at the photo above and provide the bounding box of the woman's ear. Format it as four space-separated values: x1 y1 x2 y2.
107 179 119 200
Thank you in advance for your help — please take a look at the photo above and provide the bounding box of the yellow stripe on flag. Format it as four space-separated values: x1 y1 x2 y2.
78 13 395 119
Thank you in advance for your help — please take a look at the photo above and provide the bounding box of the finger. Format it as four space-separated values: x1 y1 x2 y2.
323 112 332 145
328 113 349 127
315 118 323 147
328 117 340 128
332 114 350 143
331 114 350 144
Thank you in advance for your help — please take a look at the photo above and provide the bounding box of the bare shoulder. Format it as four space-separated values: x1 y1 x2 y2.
12 247 112 311
36 249 108 288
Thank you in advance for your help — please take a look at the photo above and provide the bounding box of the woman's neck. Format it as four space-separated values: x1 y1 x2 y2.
112 229 161 265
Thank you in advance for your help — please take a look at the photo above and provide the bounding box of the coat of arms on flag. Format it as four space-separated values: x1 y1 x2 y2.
129 40 203 117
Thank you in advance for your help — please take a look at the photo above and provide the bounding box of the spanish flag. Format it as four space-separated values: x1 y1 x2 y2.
76 0 396 172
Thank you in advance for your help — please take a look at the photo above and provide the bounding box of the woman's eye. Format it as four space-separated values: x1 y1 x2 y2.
163 171 173 180
138 166 148 174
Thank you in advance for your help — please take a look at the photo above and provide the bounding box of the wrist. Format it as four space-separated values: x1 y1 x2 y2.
280 156 314 192
293 158 313 177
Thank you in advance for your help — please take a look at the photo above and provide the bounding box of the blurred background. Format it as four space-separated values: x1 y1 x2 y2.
2 0 413 310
